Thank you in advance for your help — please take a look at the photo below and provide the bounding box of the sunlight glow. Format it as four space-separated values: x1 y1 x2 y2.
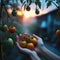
23 10 35 19
7 8 48 21
7 9 12 14
17 10 24 16
16 9 48 23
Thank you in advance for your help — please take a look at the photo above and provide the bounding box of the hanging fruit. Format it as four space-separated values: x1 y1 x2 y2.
12 9 17 16
57 7 60 17
9 26 16 33
26 5 31 11
35 9 40 15
56 29 60 38
0 24 8 32
3 38 14 47
3 24 8 32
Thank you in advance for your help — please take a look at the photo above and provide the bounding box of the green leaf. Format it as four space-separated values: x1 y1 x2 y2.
45 0 48 2
56 0 60 3
45 0 55 2
27 0 28 3
20 0 23 3
47 1 52 8
29 0 32 5
35 0 41 8
37 2 41 8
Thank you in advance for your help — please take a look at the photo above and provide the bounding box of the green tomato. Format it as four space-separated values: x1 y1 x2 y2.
26 6 31 11
35 9 40 15
3 24 8 31
3 38 14 47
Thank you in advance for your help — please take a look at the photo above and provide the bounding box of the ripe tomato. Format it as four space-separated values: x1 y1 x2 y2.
23 34 30 42
30 38 38 45
56 29 60 38
19 41 27 48
35 9 40 15
26 6 30 11
27 43 34 50
9 27 16 33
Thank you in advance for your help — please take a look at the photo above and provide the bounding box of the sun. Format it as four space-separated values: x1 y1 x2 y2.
24 11 31 19
23 10 36 19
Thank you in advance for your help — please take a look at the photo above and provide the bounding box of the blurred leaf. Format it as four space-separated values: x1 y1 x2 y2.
45 0 48 2
47 1 52 8
35 0 41 8
20 0 23 3
37 1 41 8
29 0 32 5
56 0 60 3
45 0 55 2
57 0 60 2
27 0 28 3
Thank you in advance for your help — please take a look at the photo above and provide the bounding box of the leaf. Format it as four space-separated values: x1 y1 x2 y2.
35 0 41 8
37 2 41 8
27 0 28 3
45 0 48 2
56 0 60 3
20 0 23 3
29 0 32 5
47 1 52 8
57 0 60 2
45 0 55 2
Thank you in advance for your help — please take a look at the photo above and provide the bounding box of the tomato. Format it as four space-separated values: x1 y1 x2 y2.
3 24 8 32
30 37 38 45
56 29 60 38
19 41 27 48
3 38 14 47
35 9 40 15
22 34 30 42
9 27 16 33
27 43 34 50
26 6 30 11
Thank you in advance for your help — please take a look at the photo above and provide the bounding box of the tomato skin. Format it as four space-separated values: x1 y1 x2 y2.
27 43 34 50
30 38 38 45
26 6 30 11
3 38 14 47
56 30 60 38
22 34 30 42
9 27 16 33
1 25 9 32
35 9 39 15
19 41 27 48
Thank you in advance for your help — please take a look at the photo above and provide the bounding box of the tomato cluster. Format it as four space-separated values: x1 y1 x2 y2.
18 34 38 50
0 25 16 33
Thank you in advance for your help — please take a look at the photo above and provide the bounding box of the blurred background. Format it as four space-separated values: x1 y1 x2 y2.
0 0 60 60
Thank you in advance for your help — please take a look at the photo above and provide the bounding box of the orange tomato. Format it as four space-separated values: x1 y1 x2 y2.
9 27 16 33
23 34 31 42
27 43 34 50
56 29 60 38
30 38 38 45
19 41 27 48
